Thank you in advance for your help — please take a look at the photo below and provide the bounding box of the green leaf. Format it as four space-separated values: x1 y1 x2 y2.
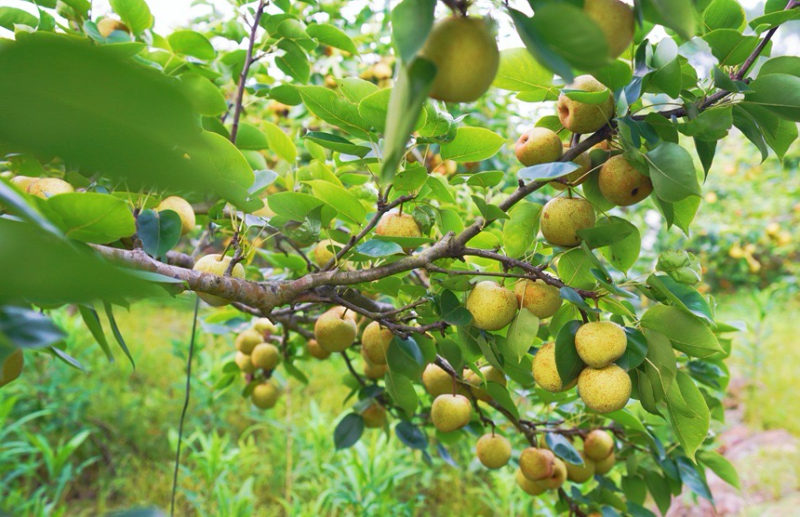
679 106 733 141
359 88 426 134
137 208 181 259
576 221 634 248
234 122 269 150
440 290 473 327
0 7 38 30
641 305 723 358
702 0 747 31
297 85 370 137
702 29 760 67
646 274 714 323
666 371 710 461
698 450 740 489
507 309 540 361
591 59 634 91
178 73 227 116
502 202 542 258
395 421 428 450
492 48 555 99
338 77 380 103
109 0 152 34
546 433 584 465
745 73 800 122
394 165 429 192
649 38 682 98
306 23 358 55
0 306 65 352
758 56 800 77
305 180 367 224
642 0 697 40
646 142 701 203
597 217 640 272
78 304 113 362
749 8 800 30
275 40 310 83
508 8 573 81
440 127 505 163
103 301 135 370
263 121 297 163
486 382 520 420
47 192 135 244
390 0 436 63
557 248 597 291
303 132 370 157
356 239 404 257
168 30 215 60
334 413 364 449
554 321 584 386
616 328 648 371
385 370 419 416
517 161 579 182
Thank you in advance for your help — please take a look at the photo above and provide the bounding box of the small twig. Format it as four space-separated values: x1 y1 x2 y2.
229 0 267 144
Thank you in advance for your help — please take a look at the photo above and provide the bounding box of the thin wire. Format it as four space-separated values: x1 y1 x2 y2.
170 295 200 516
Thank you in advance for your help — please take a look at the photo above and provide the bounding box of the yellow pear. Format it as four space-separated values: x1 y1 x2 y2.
515 128 563 167
325 306 358 323
375 211 422 239
465 365 506 402
362 351 389 379
420 17 499 103
538 457 568 490
192 254 245 307
520 447 556 481
476 433 512 469
465 281 518 331
97 18 129 38
306 339 331 360
551 145 592 190
516 469 548 496
0 349 24 388
252 318 277 335
361 402 387 428
540 196 596 248
252 382 281 409
598 155 653 206
361 321 394 365
566 452 596 483
234 351 254 374
251 343 281 370
578 364 631 413
594 451 616 474
533 342 577 392
583 0 635 58
422 363 464 397
557 75 614 135
314 309 357 352
11 176 37 191
28 178 74 199
431 394 472 432
235 329 263 354
514 279 562 319
313 239 338 267
575 321 627 368
584 429 615 461
157 196 196 236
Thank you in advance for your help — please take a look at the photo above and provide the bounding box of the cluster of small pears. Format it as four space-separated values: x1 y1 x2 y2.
233 318 283 410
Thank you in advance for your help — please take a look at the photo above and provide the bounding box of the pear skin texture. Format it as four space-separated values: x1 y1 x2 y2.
362 353 388 379
361 321 394 365
361 403 387 428
519 447 556 481
28 178 74 199
97 18 129 38
422 363 466 397
575 321 627 368
541 197 596 248
557 75 614 135
235 351 254 374
465 281 518 331
313 239 337 267
375 211 422 239
515 127 563 167
599 155 653 206
465 365 507 402
325 306 358 323
431 394 472 432
251 343 281 370
584 0 635 58
193 254 245 307
516 469 548 495
551 147 592 190
539 458 568 490
420 17 499 103
476 433 512 469
594 450 616 474
235 329 264 354
0 349 23 388
515 279 563 319
306 339 331 360
584 430 615 461
157 196 196 236
533 342 575 392
252 318 277 335
252 382 281 410
11 176 37 191
566 452 596 483
578 364 632 413
314 311 357 352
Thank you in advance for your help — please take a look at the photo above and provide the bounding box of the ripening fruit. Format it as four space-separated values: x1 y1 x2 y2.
28 178 74 199
362 353 389 380
519 447 556 481
515 127 563 167
598 155 654 206
192 254 245 306
594 451 616 474
584 429 615 461
566 452 596 483
0 349 24 388
157 196 196 236
252 382 281 409
361 321 394 365
313 239 338 267
97 18 129 38
476 433 512 469
325 305 358 323
235 351 254 374
533 342 576 392
514 279 562 319
252 318 277 335
578 364 632 413
583 0 635 58
557 75 615 135
422 363 461 397
235 329 264 354
538 457 568 490
540 197 596 248
516 469 547 496
11 176 37 191
361 402 387 428
251 343 281 370
465 365 507 402
465 281 518 331
375 211 422 239
575 321 627 368
420 17 500 103
551 146 592 190
314 308 358 352
431 394 472 432
306 339 331 360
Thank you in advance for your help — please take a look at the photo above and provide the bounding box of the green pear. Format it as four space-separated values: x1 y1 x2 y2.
361 321 394 365
540 197 596 248
252 318 277 335
584 0 635 58
516 469 547 496
431 394 472 432
538 458 568 490
594 451 616 474
557 75 614 135
314 309 357 352
420 17 499 103
360 402 387 428
0 349 23 388
578 364 631 413
519 447 556 481
465 281 518 331
97 17 129 38
514 279 562 319
252 382 281 409
465 365 507 402
476 433 512 469
566 452 596 483
251 343 281 370
515 127 563 167
157 196 196 236
533 342 577 392
27 178 74 199
599 155 653 206
584 429 615 461
375 211 422 239
306 338 331 360
551 145 592 190
575 321 627 368
234 351 254 374
235 328 263 354
313 239 338 267
192 254 245 307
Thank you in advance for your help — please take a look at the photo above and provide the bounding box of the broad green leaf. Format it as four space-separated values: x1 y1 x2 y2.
646 142 701 202
306 23 358 55
0 306 65 355
390 0 436 63
697 450 741 489
702 0 747 31
234 122 269 150
641 305 723 358
557 248 597 291
358 88 426 133
507 309 540 361
109 0 152 34
745 73 800 121
486 382 520 420
263 121 297 163
554 321 584 386
0 7 38 30
702 29 759 67
502 202 542 258
264 192 323 221
276 40 310 84
297 86 371 137
178 73 227 116
492 48 555 100
642 0 697 40
305 180 367 224
47 192 135 244
758 56 800 77
137 208 181 258
334 413 364 449
508 8 573 81
576 221 634 248
440 127 505 163
385 370 418 416
598 217 640 272
394 165 429 192
666 371 710 461
303 132 370 157
168 30 215 60
592 59 634 91
517 161 579 182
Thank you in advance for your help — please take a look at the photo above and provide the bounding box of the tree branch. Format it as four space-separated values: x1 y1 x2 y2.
229 0 266 144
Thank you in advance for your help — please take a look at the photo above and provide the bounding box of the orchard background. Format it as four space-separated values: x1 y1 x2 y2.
0 0 799 515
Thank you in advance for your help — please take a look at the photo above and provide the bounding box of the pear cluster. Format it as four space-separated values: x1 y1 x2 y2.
233 319 283 411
